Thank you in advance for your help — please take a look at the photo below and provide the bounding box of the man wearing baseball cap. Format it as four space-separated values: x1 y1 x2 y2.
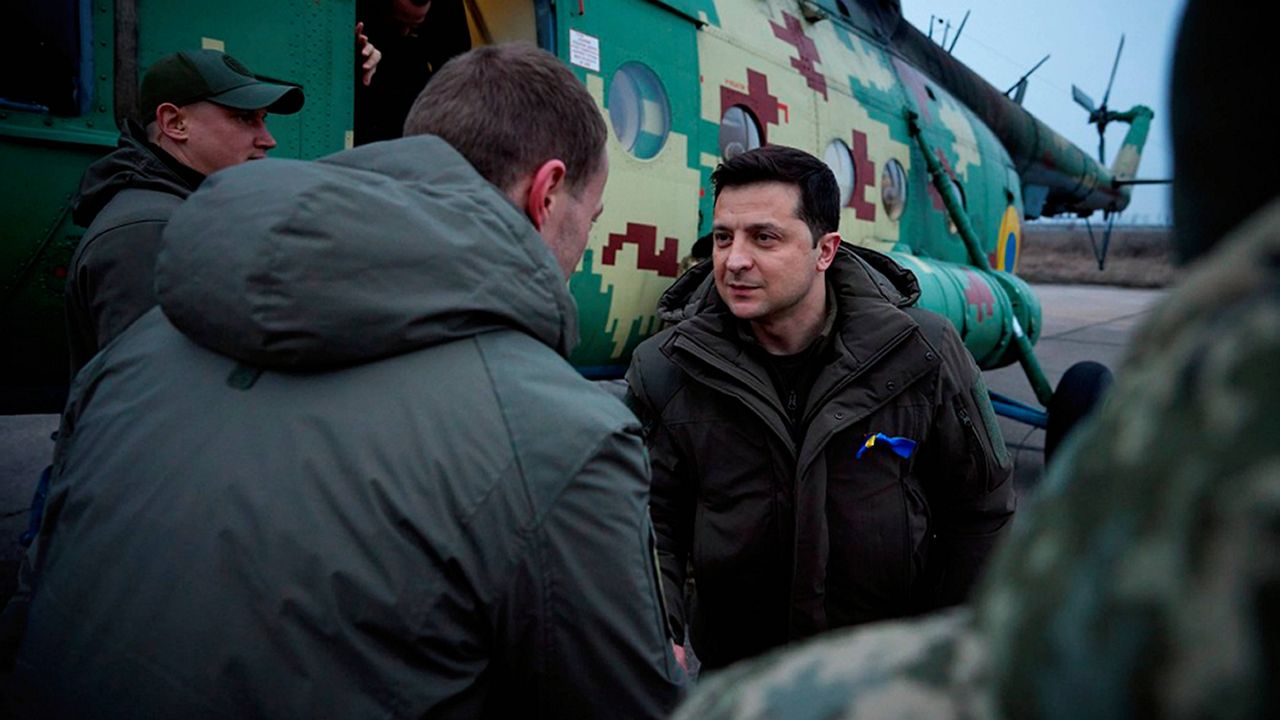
65 49 303 377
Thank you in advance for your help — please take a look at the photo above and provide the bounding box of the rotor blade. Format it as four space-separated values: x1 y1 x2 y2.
1072 85 1096 114
1101 34 1125 107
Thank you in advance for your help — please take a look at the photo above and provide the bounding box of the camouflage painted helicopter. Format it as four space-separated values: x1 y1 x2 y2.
1 0 1152 455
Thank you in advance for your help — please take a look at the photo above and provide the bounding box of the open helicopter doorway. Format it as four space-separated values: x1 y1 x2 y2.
353 0 545 145
462 0 542 47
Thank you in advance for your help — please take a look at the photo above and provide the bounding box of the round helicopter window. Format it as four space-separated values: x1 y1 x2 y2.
719 105 762 159
823 140 856 207
881 158 907 221
607 62 671 160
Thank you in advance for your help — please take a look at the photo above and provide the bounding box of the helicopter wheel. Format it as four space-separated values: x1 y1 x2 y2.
1044 361 1114 463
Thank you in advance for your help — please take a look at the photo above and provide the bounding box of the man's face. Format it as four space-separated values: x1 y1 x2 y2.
178 101 277 175
542 154 608 279
391 0 431 35
712 181 831 324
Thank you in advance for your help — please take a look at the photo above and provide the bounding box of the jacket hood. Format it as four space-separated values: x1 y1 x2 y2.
155 135 578 370
657 244 920 324
72 121 196 226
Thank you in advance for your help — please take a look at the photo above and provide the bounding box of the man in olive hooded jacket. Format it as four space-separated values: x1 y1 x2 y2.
3 44 682 718
628 146 1015 670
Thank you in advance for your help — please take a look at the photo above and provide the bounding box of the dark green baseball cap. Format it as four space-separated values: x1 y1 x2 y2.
140 49 304 122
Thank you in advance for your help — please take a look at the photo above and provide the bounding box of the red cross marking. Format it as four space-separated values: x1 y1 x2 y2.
720 69 780 133
770 12 828 100
602 222 680 278
891 57 934 124
963 270 996 323
849 130 877 221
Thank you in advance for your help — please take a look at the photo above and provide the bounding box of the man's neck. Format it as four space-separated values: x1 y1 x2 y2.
749 281 829 355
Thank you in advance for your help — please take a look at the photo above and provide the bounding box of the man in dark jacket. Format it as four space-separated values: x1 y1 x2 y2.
3 45 682 717
627 146 1015 670
66 49 303 376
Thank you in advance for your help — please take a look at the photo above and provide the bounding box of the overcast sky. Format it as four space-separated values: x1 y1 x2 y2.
901 0 1185 224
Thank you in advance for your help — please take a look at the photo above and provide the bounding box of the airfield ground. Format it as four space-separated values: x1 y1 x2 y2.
1020 223 1176 288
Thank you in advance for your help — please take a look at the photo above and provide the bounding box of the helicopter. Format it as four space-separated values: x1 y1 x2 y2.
0 0 1153 457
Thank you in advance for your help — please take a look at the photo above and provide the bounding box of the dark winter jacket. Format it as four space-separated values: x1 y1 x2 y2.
66 120 201 377
626 246 1015 669
5 136 682 718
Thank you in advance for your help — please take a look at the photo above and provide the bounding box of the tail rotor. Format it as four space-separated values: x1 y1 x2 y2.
1071 34 1125 164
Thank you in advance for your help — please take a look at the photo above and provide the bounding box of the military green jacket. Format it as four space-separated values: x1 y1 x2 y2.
66 121 201 377
627 246 1014 669
4 137 682 718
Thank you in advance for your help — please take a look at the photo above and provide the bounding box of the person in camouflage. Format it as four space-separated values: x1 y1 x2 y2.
671 0 1280 717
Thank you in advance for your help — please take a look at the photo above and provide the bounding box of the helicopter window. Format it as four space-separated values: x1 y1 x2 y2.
823 140 856 207
881 158 907 221
1 0 88 115
719 105 762 159
607 61 671 160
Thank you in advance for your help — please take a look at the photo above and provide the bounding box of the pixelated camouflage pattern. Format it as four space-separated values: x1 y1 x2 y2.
565 0 1029 372
672 609 993 720
982 197 1280 720
669 198 1280 720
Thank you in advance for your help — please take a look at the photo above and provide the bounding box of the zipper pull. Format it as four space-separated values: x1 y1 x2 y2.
787 390 798 414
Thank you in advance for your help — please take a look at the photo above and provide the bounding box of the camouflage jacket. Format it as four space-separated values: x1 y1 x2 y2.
672 199 1280 719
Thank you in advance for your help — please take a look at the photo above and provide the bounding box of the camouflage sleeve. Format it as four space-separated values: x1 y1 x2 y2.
671 608 991 720
914 315 1016 610
978 233 1280 719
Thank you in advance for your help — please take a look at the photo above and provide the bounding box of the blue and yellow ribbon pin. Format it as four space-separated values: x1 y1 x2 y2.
856 433 917 460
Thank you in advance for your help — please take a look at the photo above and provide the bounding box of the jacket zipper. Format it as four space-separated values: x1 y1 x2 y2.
956 406 993 482
670 335 797 457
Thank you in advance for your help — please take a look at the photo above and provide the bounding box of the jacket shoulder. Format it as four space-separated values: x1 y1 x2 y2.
79 187 185 247
476 331 642 514
626 326 685 416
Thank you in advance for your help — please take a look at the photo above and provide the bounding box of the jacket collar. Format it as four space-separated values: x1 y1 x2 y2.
659 246 936 450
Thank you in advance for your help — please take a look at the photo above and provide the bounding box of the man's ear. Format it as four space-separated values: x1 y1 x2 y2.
523 159 567 231
816 231 841 271
154 103 188 142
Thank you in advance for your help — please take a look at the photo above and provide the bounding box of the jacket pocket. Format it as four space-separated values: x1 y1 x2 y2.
823 410 929 626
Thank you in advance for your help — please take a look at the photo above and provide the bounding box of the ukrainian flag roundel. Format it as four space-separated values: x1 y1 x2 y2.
995 204 1021 272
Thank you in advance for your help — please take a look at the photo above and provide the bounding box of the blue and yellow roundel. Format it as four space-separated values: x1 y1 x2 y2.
995 204 1021 272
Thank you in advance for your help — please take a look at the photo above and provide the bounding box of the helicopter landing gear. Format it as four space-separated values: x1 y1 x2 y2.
1044 361 1114 462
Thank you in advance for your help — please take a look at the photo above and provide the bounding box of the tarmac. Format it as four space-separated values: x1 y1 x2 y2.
0 283 1167 603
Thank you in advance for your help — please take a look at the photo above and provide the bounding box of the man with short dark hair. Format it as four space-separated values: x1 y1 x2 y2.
66 49 303 376
627 145 1015 670
4 43 682 718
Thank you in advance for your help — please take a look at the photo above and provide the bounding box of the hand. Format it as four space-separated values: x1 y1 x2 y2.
355 22 382 87
672 642 688 672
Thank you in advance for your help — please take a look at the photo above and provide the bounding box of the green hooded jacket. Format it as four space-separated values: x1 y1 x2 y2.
4 136 682 718
66 121 202 377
